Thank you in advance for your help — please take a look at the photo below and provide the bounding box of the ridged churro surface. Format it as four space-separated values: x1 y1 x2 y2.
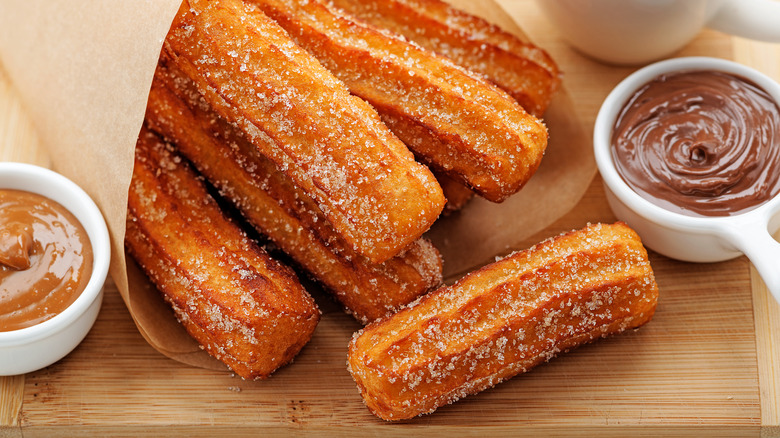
126 128 320 380
163 0 445 263
250 0 548 202
348 222 658 420
146 61 443 324
328 0 561 117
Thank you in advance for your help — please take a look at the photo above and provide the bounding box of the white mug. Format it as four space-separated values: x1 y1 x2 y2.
537 0 780 65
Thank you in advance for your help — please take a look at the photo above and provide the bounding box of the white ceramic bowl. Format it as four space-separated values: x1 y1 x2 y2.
594 56 780 304
0 163 109 375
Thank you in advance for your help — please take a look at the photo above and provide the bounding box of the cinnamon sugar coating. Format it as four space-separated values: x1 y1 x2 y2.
126 128 320 380
163 0 445 264
348 222 658 420
146 60 443 324
328 0 561 117
248 0 548 202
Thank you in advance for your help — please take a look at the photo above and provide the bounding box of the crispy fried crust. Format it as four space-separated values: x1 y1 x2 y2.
125 128 320 380
145 60 443 324
162 0 445 264
348 222 659 420
328 0 561 117
249 0 548 202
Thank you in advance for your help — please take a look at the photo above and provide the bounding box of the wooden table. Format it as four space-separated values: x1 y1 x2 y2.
1 1 779 436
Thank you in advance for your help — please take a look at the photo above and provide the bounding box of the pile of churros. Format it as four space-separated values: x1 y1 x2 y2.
125 0 659 420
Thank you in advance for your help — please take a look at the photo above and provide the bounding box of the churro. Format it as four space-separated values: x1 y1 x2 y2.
348 222 658 420
163 0 445 263
250 0 548 202
146 60 443 324
126 128 320 380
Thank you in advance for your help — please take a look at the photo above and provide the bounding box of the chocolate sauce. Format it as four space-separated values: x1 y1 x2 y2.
612 70 780 217
0 189 93 331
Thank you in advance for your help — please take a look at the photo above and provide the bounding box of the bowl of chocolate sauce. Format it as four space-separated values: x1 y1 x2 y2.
594 57 780 304
0 162 109 375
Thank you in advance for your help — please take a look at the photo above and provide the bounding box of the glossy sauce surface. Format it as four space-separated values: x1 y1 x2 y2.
0 189 93 331
612 70 780 217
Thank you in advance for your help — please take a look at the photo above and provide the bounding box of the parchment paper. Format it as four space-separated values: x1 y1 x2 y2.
0 0 595 371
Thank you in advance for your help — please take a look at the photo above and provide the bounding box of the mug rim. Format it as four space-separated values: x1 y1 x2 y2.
594 56 780 234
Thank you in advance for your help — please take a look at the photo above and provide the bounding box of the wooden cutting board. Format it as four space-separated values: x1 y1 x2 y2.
1 0 779 435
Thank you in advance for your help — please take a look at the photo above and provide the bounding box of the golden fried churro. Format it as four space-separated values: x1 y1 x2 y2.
126 127 320 380
328 0 561 117
249 0 548 202
163 0 445 264
348 222 658 420
145 60 443 324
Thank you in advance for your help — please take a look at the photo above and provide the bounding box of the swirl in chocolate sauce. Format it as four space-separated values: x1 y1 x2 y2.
612 70 780 217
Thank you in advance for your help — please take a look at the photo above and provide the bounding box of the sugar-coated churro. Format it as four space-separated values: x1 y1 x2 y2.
348 222 658 420
145 60 443 324
163 0 445 263
250 0 548 202
126 127 320 380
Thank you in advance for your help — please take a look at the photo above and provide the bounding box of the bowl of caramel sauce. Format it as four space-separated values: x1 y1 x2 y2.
0 162 109 375
595 56 780 305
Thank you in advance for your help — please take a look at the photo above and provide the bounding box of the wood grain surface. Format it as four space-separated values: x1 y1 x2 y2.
1 0 779 436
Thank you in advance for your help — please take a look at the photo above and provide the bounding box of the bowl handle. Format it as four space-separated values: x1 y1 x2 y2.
708 0 780 42
722 220 780 305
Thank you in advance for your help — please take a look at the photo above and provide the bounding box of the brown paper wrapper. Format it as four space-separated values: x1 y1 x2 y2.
0 0 594 371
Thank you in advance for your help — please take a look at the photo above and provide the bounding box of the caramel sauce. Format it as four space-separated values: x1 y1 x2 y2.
612 70 780 217
0 189 93 331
